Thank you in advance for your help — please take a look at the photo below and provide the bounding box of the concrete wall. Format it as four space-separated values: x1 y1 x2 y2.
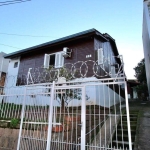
143 1 150 97
0 128 19 150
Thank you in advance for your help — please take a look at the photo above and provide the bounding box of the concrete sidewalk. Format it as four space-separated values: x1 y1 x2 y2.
129 100 150 150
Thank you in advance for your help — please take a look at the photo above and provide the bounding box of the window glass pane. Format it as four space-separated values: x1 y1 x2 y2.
49 54 55 66
14 62 18 68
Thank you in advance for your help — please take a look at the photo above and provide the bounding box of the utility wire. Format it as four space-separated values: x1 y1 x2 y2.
0 0 31 6
0 43 21 49
0 32 59 38
0 0 26 4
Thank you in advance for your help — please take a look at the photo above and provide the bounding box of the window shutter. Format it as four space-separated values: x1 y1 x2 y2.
97 48 104 65
55 53 64 68
59 52 64 67
111 66 116 78
44 54 50 68
55 53 59 68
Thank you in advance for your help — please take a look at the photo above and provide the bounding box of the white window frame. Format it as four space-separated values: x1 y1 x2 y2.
110 66 116 78
44 52 64 69
97 48 104 65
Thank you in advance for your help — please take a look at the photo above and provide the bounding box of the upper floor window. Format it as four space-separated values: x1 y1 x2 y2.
14 62 18 68
97 48 104 65
44 52 64 69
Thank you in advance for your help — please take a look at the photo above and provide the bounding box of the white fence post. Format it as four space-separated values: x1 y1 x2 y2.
46 81 55 150
124 81 132 150
81 86 86 150
17 87 26 150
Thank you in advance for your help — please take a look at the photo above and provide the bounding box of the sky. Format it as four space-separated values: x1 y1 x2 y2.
0 0 144 79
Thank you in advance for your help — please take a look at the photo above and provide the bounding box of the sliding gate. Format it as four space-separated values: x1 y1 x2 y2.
17 78 132 150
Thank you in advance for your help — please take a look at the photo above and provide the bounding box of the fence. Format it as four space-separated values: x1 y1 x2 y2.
0 56 132 150
0 77 132 150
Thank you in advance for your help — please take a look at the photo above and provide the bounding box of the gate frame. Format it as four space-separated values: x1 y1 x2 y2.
46 81 55 150
16 77 132 150
17 86 27 150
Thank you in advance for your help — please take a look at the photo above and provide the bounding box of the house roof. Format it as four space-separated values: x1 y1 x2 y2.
0 52 6 56
4 28 119 58
127 79 140 87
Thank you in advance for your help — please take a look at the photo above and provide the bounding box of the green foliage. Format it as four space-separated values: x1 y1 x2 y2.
10 118 19 128
59 67 73 80
44 66 73 81
134 59 147 84
133 84 148 99
133 58 148 98
45 65 89 109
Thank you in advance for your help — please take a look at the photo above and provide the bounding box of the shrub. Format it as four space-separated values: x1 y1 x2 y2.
10 118 19 128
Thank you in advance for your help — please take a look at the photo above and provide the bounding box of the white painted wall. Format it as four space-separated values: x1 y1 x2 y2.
3 85 60 106
143 1 150 97
68 77 125 107
3 77 125 108
0 52 10 75
133 89 138 99
5 58 20 87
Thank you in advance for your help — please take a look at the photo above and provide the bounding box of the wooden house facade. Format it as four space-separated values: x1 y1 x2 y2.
5 29 121 82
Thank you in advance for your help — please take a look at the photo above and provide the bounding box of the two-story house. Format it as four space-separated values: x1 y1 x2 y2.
4 29 124 107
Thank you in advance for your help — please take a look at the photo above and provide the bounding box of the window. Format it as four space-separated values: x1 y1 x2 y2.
97 48 104 65
110 66 116 78
14 62 18 68
44 52 64 68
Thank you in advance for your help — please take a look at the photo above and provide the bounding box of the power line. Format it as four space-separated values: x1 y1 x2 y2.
0 0 31 6
0 43 21 49
0 32 59 38
0 0 25 4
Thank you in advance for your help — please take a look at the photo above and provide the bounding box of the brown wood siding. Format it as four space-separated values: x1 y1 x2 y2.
18 38 95 77
18 37 120 81
94 38 118 76
94 38 125 98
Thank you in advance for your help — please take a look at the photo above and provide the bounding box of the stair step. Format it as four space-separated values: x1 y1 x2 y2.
117 134 135 138
121 121 137 123
122 117 137 121
118 124 137 127
117 129 136 135
113 140 134 145
117 124 137 130
113 134 135 141
112 141 134 149
110 110 138 150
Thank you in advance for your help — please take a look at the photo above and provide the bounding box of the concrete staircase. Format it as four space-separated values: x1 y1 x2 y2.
111 110 139 150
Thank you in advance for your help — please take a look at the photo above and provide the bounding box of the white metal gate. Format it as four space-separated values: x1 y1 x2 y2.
17 82 86 150
17 84 54 150
16 78 132 150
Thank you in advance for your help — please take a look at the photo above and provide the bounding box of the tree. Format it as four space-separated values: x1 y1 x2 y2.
133 58 148 99
134 59 147 83
45 66 89 111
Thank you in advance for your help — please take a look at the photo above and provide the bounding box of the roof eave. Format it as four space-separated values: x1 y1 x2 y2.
5 28 107 58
